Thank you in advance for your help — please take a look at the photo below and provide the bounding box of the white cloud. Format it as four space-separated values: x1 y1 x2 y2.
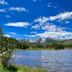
32 12 72 31
0 9 6 12
9 7 28 12
32 24 40 29
34 16 49 24
32 20 65 32
31 12 72 39
5 22 30 27
49 12 72 21
0 0 8 5
42 23 64 32
32 17 49 29
37 31 72 40
34 12 72 24
0 7 28 13
4 34 11 37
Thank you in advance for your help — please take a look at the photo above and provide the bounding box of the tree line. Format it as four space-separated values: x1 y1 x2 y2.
0 28 72 51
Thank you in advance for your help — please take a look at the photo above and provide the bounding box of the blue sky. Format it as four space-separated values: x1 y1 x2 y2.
0 0 72 40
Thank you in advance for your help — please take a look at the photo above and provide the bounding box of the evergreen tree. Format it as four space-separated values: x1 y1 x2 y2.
0 28 4 36
0 28 4 42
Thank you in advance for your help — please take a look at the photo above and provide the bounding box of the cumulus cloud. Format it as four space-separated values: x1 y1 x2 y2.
32 24 40 29
34 12 72 24
49 12 72 21
42 23 64 32
32 22 65 32
32 16 49 29
32 12 72 31
5 22 30 27
9 7 28 12
31 12 72 39
36 31 72 40
0 0 8 5
4 11 72 40
34 16 49 24
32 18 65 31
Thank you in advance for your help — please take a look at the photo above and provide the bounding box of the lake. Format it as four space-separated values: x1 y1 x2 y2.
11 50 72 72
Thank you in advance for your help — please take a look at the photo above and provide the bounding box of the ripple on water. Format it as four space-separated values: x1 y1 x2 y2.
11 50 72 72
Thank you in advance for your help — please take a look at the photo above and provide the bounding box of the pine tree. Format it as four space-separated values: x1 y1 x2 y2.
0 28 4 36
0 28 4 42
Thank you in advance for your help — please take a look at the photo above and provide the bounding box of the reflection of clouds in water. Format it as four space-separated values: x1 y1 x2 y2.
12 54 49 61
13 55 41 59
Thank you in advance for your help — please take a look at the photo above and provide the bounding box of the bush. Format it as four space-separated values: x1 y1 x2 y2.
52 43 64 49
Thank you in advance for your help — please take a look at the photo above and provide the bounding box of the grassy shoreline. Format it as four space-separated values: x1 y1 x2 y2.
0 63 47 72
15 47 72 51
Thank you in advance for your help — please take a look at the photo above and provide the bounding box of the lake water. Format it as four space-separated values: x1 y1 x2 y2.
11 50 72 72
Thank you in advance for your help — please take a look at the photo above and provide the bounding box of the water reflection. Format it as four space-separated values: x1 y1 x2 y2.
11 50 72 72
11 50 42 67
42 50 72 72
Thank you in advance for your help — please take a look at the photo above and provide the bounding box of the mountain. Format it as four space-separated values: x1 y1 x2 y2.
63 39 72 45
42 38 61 44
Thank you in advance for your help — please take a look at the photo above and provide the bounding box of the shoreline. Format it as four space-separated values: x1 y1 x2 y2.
14 47 72 51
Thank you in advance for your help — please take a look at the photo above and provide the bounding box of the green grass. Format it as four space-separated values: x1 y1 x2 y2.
0 64 11 72
16 65 47 72
0 63 47 72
